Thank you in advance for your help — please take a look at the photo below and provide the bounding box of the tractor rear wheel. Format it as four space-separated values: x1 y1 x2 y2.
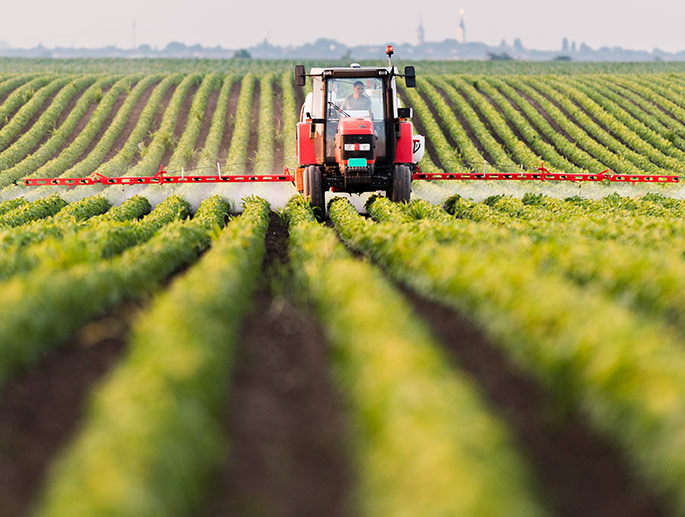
304 165 326 220
390 164 412 203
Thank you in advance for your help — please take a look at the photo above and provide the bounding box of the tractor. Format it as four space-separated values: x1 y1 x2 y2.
293 46 424 216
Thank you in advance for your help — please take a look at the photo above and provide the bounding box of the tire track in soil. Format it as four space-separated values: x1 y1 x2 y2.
100 79 159 164
243 81 261 173
217 80 242 163
191 85 220 169
159 83 199 169
400 288 667 517
202 213 351 517
273 80 285 172
0 302 141 517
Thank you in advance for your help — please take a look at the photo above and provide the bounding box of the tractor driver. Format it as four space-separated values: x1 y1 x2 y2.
341 81 372 116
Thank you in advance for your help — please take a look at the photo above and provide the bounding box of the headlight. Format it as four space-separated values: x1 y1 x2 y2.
344 143 355 151
359 143 371 151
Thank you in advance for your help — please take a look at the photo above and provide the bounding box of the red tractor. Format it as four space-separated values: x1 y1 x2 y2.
294 46 424 216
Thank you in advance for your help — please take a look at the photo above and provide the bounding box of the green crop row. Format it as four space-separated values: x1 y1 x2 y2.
462 77 584 173
54 75 160 180
287 196 546 516
168 73 219 171
487 76 612 173
0 76 119 189
397 196 685 338
126 73 202 178
254 73 275 173
517 76 668 173
0 195 149 261
0 76 74 154
0 197 27 215
593 76 685 152
0 194 227 391
0 75 54 128
225 74 255 172
566 76 685 166
36 196 268 517
444 76 542 169
95 74 181 178
416 77 492 171
0 75 36 102
281 70 298 169
400 82 468 172
0 193 67 227
1 195 190 279
332 197 685 513
196 74 235 169
15 75 138 186
427 76 519 170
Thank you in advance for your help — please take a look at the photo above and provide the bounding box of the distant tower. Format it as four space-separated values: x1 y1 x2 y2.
417 18 425 46
457 9 466 43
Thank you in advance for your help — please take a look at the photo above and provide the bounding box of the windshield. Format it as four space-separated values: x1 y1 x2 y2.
325 77 387 161
326 78 384 121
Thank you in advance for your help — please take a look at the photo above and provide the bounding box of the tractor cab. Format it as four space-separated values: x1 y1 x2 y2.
294 46 423 217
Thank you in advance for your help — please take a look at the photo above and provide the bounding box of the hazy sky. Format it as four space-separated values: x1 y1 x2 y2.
0 0 683 53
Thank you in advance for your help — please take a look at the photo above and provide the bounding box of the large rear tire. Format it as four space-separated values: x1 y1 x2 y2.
304 165 326 220
390 164 412 203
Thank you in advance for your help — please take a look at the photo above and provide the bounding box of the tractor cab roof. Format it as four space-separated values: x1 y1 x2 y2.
308 66 399 79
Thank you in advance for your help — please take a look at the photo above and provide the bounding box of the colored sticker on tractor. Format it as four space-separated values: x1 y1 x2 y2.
348 158 368 167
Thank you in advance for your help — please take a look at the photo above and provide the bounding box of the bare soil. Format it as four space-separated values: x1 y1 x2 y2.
217 80 242 163
2 83 65 153
191 85 221 169
101 79 159 163
243 81 261 172
159 83 199 169
273 80 285 172
202 213 351 517
427 82 497 166
397 89 443 169
60 87 108 151
0 302 140 517
400 288 667 517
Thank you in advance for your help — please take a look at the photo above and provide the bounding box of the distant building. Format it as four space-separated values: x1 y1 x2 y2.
457 10 466 43
417 18 425 46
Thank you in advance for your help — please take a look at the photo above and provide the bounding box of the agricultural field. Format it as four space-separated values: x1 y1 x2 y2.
1 58 685 515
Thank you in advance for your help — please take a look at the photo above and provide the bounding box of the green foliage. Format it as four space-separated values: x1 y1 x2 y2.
36 197 270 517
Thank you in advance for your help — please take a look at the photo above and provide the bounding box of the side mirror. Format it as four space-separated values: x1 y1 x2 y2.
404 65 416 88
295 65 306 87
398 107 413 119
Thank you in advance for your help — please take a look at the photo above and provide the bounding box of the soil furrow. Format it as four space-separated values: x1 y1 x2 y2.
217 80 242 163
0 302 140 517
273 80 285 172
159 83 198 169
400 287 666 517
472 84 544 155
398 89 444 169
243 81 261 172
3 84 66 152
427 82 497 166
100 79 158 164
192 85 220 168
202 213 351 517
68 86 128 166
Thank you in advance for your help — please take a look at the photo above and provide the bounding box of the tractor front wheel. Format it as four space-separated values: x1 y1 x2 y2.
390 164 412 203
304 165 326 220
